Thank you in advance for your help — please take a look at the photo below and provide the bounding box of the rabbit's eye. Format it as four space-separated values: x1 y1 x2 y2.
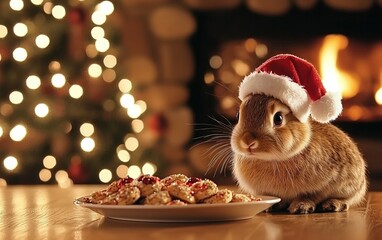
273 112 283 126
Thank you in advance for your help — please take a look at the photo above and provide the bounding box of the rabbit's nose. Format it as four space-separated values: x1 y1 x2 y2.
239 132 259 152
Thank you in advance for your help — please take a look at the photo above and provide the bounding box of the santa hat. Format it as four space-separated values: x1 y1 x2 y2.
238 54 342 123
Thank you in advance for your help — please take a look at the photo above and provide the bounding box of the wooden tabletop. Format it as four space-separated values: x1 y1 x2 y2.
1 185 381 240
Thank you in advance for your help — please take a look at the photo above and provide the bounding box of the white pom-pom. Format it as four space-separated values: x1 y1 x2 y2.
310 91 342 123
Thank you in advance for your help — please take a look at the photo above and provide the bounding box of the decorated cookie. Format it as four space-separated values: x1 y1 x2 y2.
203 189 233 204
190 179 218 202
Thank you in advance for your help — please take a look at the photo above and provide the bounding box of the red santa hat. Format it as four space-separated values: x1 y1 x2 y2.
238 54 342 123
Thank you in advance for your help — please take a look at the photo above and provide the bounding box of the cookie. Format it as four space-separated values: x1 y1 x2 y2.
203 189 233 204
190 179 218 202
144 191 172 205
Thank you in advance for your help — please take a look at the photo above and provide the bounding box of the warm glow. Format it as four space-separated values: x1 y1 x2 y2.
0 179 7 187
55 170 70 186
43 2 53 14
0 126 3 137
35 103 49 118
125 137 139 151
4 156 18 171
127 165 141 178
375 88 382 105
43 155 57 169
26 75 41 89
118 79 132 93
103 54 117 68
116 165 128 178
88 63 102 78
0 25 8 38
96 1 114 16
142 162 157 175
80 123 94 137
99 169 112 183
102 69 116 82
255 43 268 58
9 0 24 11
13 22 28 37
9 91 23 104
95 38 110 52
91 11 107 25
52 5 66 19
209 55 223 69
131 119 144 133
127 104 143 119
13 47 28 62
204 72 215 84
35 34 50 48
39 169 52 182
31 0 43 5
69 84 83 99
91 26 105 40
51 73 66 88
232 59 250 76
81 137 96 152
10 124 27 141
117 149 130 162
319 34 359 99
120 93 135 108
85 44 98 58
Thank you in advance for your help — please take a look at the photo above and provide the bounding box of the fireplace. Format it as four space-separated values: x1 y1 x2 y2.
188 3 382 189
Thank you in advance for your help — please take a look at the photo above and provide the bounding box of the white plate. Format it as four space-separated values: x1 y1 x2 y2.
74 196 281 222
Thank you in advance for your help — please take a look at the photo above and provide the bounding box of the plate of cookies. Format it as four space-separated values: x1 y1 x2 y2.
74 174 281 222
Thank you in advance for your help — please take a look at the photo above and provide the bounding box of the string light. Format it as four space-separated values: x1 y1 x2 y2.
81 137 95 152
69 84 83 99
142 162 157 175
91 11 107 25
35 34 50 49
43 155 57 169
13 47 28 62
80 123 94 137
91 26 105 40
13 22 28 37
88 63 102 78
120 93 135 109
116 165 128 178
51 73 66 88
117 149 130 162
31 0 43 5
39 169 52 182
127 165 141 178
103 54 117 68
9 91 24 104
0 25 8 38
26 75 41 89
9 0 24 11
118 79 132 93
99 169 112 183
0 126 3 137
3 156 18 171
34 103 49 118
95 38 110 52
124 137 139 151
51 5 66 19
131 119 144 133
9 124 27 141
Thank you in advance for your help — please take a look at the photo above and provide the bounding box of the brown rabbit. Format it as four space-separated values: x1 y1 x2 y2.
231 54 367 214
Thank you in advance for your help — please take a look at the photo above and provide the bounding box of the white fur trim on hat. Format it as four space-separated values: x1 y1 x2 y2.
239 72 311 123
310 90 342 123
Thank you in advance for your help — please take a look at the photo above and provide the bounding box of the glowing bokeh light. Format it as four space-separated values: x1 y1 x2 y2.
10 0 24 11
142 162 157 175
81 137 95 152
13 47 28 62
52 5 66 19
0 25 8 38
117 149 130 162
39 169 52 182
9 91 23 104
103 54 117 68
9 124 27 141
88 63 102 78
96 1 114 16
43 155 57 169
69 84 83 99
80 123 94 137
127 165 141 178
116 165 128 178
13 22 28 37
4 156 18 171
118 79 132 93
26 75 41 89
131 119 144 133
51 73 66 88
99 169 112 183
125 137 139 151
120 93 134 108
91 11 107 25
95 38 110 52
35 34 50 48
91 26 105 40
35 103 49 118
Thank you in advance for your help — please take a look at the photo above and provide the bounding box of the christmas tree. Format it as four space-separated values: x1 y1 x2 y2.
0 0 161 186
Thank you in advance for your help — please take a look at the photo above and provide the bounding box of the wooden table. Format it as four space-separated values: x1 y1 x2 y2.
1 185 382 240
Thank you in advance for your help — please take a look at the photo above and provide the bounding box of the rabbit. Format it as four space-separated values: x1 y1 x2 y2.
231 93 367 214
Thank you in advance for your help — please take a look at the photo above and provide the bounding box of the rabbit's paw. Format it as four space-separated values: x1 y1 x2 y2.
319 199 348 212
288 199 316 214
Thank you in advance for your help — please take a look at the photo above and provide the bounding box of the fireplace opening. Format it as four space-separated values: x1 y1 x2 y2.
188 3 382 189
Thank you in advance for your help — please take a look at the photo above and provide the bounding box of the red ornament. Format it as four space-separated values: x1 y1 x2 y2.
68 7 87 24
68 156 89 183
148 113 168 137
